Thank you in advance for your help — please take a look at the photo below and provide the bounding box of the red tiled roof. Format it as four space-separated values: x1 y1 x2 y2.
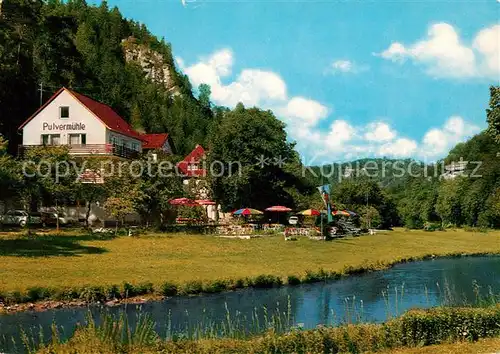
19 87 144 141
68 90 144 141
142 133 170 150
177 144 207 177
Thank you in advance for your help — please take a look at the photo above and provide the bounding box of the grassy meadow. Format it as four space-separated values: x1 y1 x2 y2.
0 228 499 296
1 228 499 353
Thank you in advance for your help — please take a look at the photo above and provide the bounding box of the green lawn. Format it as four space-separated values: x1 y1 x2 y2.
0 228 499 293
383 337 500 354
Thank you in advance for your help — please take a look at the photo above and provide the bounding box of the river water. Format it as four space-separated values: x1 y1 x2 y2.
1 256 499 352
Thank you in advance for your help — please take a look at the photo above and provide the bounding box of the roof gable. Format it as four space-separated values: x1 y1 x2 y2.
19 87 143 141
142 133 170 149
177 145 207 177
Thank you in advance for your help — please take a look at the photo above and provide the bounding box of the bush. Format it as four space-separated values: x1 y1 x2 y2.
105 284 121 300
287 275 301 285
181 280 203 295
227 278 245 290
3 291 29 304
136 282 154 295
161 282 178 296
423 222 444 232
26 286 52 302
249 274 283 288
53 287 80 301
79 286 105 302
122 282 136 297
203 279 228 294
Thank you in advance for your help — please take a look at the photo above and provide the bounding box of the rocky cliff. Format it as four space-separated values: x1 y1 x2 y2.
122 36 179 95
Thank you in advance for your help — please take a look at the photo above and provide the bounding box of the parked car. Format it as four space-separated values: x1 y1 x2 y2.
0 210 28 226
27 212 44 226
288 216 299 225
0 210 43 227
41 212 70 226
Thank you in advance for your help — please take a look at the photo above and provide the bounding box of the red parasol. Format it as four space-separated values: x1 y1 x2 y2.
169 198 199 207
265 205 292 212
196 199 216 205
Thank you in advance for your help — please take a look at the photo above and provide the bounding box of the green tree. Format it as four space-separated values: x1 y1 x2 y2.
134 155 184 226
198 83 211 110
208 104 297 211
130 103 145 133
0 136 20 203
103 196 135 233
486 85 500 143
436 179 464 226
75 156 108 228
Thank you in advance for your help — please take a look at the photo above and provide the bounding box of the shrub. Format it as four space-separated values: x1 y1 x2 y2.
3 291 29 304
303 270 323 283
161 282 178 297
104 284 121 300
181 280 203 295
287 275 301 286
122 282 136 297
26 286 52 302
79 286 106 302
203 279 228 294
249 274 283 288
136 282 154 295
53 287 80 301
227 278 245 290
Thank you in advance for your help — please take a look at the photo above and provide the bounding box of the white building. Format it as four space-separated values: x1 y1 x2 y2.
19 87 145 159
440 161 468 180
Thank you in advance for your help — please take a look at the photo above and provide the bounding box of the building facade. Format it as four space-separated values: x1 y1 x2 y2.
19 87 146 159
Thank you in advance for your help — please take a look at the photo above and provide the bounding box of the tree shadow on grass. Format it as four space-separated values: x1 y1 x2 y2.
0 234 109 257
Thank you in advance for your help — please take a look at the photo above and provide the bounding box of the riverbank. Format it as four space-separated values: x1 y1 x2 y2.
1 228 499 311
33 306 500 353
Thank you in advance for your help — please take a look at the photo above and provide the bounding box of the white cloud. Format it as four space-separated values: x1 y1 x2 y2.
421 116 480 158
326 120 356 148
179 48 480 163
377 23 499 79
178 48 328 131
378 138 418 158
473 25 500 77
277 97 329 126
365 122 396 142
328 59 368 74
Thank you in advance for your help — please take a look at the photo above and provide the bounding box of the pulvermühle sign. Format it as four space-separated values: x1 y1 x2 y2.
42 122 86 131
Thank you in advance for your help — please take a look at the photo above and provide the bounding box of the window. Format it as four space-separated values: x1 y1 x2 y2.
69 134 80 145
41 134 49 145
41 134 61 145
60 106 69 119
68 134 87 145
51 134 60 145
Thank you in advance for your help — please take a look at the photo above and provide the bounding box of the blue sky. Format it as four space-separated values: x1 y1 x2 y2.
98 0 499 163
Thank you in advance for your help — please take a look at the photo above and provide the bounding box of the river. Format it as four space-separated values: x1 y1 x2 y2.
1 256 499 352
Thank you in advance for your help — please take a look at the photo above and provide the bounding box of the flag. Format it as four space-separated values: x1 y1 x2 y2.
317 184 333 223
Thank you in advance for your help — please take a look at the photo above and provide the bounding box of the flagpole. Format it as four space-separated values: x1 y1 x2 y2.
321 173 323 238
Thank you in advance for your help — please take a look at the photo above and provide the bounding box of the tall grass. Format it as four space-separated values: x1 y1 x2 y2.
32 305 500 354
9 282 500 353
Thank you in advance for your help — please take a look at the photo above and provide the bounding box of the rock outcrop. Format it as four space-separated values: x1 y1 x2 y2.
122 36 180 95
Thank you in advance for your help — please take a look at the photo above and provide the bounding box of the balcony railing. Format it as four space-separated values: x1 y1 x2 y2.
19 144 140 159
